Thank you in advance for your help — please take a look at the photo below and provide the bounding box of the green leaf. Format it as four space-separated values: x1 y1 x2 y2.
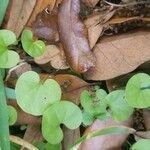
5 87 16 100
0 0 9 25
106 90 133 121
131 139 150 150
21 29 45 57
15 71 61 116
0 30 19 68
42 101 82 144
7 106 17 125
80 89 107 116
82 111 94 126
70 126 135 150
125 73 150 108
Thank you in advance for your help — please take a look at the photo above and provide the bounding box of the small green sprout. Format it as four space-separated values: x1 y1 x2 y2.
7 106 17 126
21 29 45 57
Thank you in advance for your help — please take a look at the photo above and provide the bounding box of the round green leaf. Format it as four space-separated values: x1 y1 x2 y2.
80 89 107 116
0 30 16 46
7 106 17 125
131 139 150 150
82 111 94 126
21 29 45 57
15 71 61 116
125 73 150 108
0 30 19 68
42 101 82 144
106 90 133 121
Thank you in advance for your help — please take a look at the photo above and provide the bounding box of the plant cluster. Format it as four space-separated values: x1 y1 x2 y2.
0 29 150 150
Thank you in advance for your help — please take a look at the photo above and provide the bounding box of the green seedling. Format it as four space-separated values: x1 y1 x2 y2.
42 101 82 144
21 29 45 57
106 90 133 121
125 73 150 108
7 106 17 126
15 71 61 116
81 88 108 125
131 139 150 150
0 30 19 68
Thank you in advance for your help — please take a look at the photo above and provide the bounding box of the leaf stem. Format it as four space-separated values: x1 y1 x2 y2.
0 69 10 150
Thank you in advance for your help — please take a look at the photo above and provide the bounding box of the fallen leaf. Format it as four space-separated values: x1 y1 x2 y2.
34 44 69 70
53 74 91 104
84 30 150 80
81 0 99 7
3 0 36 38
62 127 80 150
84 10 115 48
31 8 59 43
21 124 43 150
58 0 95 73
27 0 57 26
79 118 133 150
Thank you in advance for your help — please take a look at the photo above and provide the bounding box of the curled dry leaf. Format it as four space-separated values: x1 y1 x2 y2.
58 0 95 73
34 45 69 70
81 0 99 7
79 118 133 150
84 10 115 48
53 74 90 105
27 0 57 26
3 0 36 37
31 8 59 43
85 30 150 80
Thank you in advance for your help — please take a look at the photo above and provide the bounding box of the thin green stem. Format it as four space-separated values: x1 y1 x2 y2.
0 69 10 150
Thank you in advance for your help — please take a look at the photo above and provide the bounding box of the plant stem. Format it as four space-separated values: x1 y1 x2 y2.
0 69 10 150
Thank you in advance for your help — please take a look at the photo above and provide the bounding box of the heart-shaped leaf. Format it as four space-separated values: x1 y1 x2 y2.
131 139 150 150
15 71 61 116
106 90 133 121
7 106 17 125
42 101 82 144
125 73 150 108
0 30 19 68
82 111 94 126
81 89 107 116
21 29 45 57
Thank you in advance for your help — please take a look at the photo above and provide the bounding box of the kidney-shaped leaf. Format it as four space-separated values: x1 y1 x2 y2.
125 73 150 108
106 90 133 121
42 101 82 144
131 139 150 150
0 30 19 68
21 29 45 57
15 71 61 116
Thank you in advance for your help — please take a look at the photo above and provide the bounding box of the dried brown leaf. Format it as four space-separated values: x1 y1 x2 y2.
85 30 150 80
34 45 69 70
81 0 99 7
3 0 36 38
53 74 90 104
31 8 59 43
79 118 133 150
27 0 57 26
58 0 95 73
143 109 150 130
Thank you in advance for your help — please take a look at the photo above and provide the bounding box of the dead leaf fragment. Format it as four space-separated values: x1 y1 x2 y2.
3 0 36 37
85 30 150 80
31 8 59 43
81 0 99 7
34 45 69 70
27 0 56 26
143 109 150 130
79 118 133 150
53 74 90 104
58 0 95 73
